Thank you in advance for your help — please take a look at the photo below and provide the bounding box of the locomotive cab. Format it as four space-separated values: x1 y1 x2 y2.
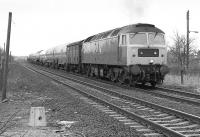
127 32 166 65
124 30 168 86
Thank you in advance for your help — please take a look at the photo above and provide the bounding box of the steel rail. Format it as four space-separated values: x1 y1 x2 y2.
26 63 200 123
156 86 200 99
23 64 185 137
24 64 200 137
29 63 200 106
30 63 200 105
137 87 200 106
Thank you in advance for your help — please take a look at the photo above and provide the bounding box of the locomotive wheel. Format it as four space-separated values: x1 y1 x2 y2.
129 80 136 87
64 65 67 71
129 76 137 87
86 68 91 77
55 64 58 69
118 72 125 84
150 82 156 88
110 72 116 82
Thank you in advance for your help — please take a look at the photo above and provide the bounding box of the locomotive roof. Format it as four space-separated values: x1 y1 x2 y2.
67 40 84 47
84 23 164 42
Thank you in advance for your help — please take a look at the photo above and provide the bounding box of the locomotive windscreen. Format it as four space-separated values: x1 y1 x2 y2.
138 49 159 57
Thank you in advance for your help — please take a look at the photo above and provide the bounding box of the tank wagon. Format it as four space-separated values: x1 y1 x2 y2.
28 50 43 64
38 50 46 65
29 23 169 87
27 54 36 63
43 44 67 69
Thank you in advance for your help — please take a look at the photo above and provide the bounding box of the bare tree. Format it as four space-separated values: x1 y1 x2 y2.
168 32 195 69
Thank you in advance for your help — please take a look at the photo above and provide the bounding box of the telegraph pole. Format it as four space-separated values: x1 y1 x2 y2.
3 43 5 58
0 48 2 90
186 10 189 69
0 59 5 90
2 12 12 102
0 47 1 62
9 51 11 63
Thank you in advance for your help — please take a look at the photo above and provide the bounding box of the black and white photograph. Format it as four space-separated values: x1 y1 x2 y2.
0 0 200 136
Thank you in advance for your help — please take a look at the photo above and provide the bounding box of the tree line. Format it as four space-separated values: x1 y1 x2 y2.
167 32 200 74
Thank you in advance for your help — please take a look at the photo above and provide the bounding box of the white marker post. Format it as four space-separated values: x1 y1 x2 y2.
29 107 47 127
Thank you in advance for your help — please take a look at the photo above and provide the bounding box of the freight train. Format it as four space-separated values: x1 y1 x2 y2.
28 23 169 87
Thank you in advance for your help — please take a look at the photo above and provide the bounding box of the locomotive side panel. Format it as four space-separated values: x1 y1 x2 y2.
82 37 127 65
75 44 80 64
97 38 118 65
82 42 92 63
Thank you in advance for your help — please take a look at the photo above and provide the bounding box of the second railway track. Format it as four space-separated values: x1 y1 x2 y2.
23 63 200 137
32 63 200 107
140 87 200 106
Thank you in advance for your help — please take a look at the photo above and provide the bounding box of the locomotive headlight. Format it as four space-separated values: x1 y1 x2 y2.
150 59 154 64
132 48 136 57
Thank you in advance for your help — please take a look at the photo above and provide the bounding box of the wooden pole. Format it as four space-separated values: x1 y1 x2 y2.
9 51 11 63
0 59 5 90
0 47 1 63
186 10 189 69
0 47 3 91
181 69 184 84
2 12 12 101
4 43 5 54
0 49 2 90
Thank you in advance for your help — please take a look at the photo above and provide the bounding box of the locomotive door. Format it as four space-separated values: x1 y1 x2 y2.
94 41 100 64
118 34 126 64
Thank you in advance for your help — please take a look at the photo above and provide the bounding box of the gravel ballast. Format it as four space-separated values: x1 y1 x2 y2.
44 65 200 118
0 62 142 137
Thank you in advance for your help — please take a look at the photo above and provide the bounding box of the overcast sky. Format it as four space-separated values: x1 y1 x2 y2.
0 0 200 56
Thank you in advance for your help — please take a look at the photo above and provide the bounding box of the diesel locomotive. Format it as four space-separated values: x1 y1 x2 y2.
28 23 169 87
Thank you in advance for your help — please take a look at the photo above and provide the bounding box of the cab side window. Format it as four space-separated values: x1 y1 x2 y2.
122 35 126 45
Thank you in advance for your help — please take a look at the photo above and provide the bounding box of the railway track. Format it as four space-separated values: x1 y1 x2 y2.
32 63 200 107
75 72 200 106
139 87 200 106
156 86 200 100
23 63 200 137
